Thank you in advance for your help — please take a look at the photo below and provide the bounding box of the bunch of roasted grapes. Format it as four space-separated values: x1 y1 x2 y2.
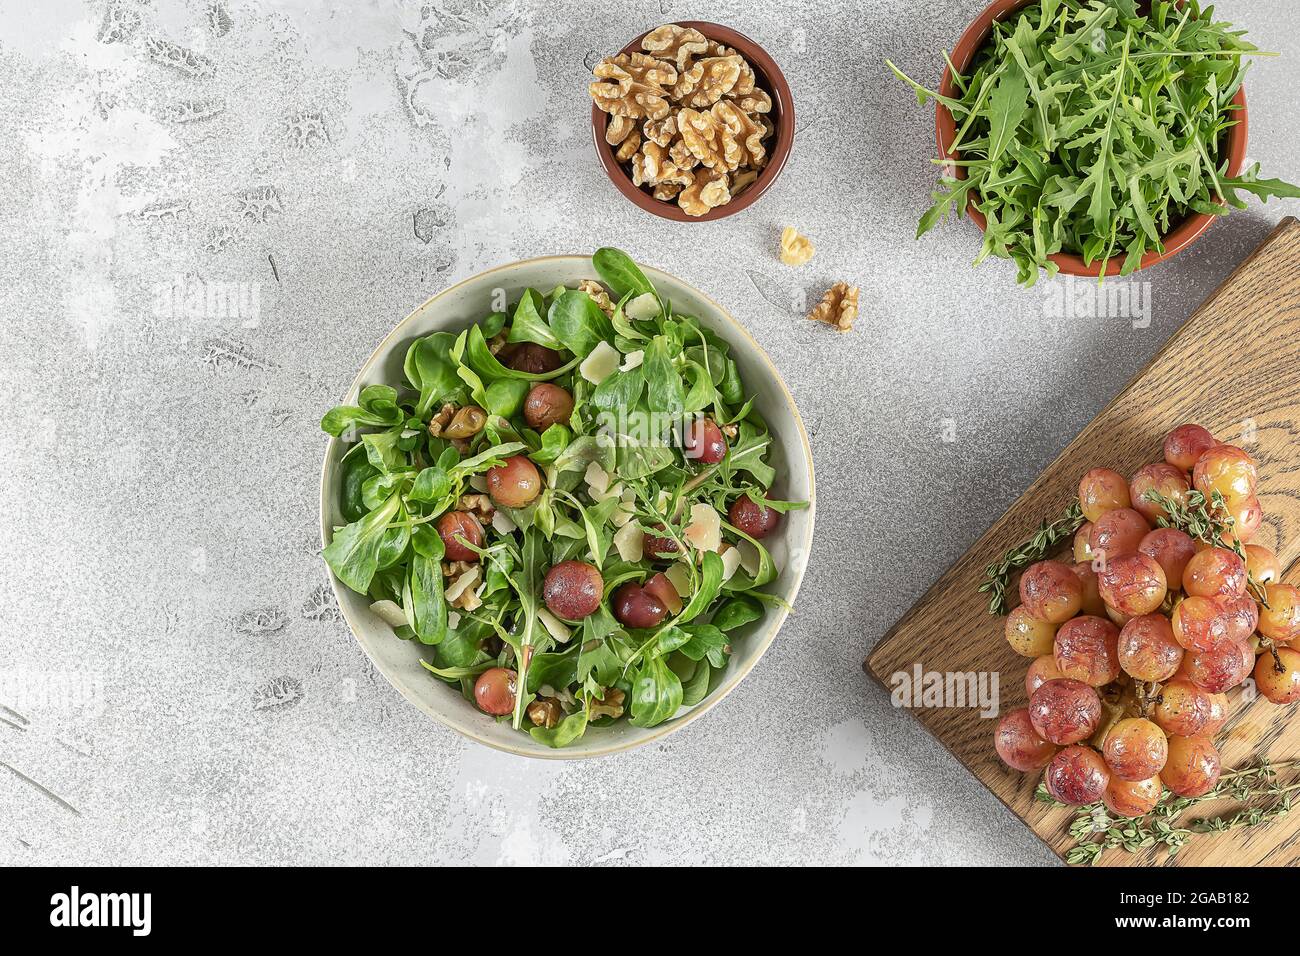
994 423 1300 818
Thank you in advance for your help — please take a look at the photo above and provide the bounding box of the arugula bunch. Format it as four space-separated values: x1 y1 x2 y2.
890 0 1300 284
320 248 806 747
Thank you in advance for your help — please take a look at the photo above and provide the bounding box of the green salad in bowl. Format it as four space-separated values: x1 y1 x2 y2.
320 248 809 750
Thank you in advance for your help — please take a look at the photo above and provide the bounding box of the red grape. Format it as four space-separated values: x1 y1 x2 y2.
1152 679 1211 737
1073 562 1108 616
474 667 517 716
1117 614 1184 682
643 524 680 558
1054 615 1121 687
503 343 562 373
1255 648 1300 704
1045 745 1110 805
682 418 727 463
486 455 542 509
1160 736 1221 798
1218 594 1259 643
1244 545 1280 586
1182 638 1254 693
1202 693 1231 737
523 383 574 430
1025 655 1065 698
542 560 604 620
1192 444 1256 506
1089 508 1151 560
1130 463 1190 525
1079 468 1132 522
1029 679 1102 745
436 511 484 561
728 497 780 538
612 582 667 629
1163 423 1216 471
642 571 683 616
1104 776 1162 818
1019 561 1083 624
1258 584 1300 644
995 708 1058 771
1182 547 1247 600
1098 552 1167 616
1221 495 1262 545
1074 523 1095 562
1138 528 1197 589
1102 718 1168 781
1171 595 1231 652
1005 606 1058 658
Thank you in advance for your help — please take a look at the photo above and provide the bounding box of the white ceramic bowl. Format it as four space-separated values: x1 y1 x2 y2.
319 255 816 758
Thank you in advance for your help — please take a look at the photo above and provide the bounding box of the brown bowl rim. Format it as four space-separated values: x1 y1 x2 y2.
935 0 1249 277
590 20 794 222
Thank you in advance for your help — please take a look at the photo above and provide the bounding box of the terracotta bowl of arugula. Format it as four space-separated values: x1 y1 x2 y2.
890 0 1300 283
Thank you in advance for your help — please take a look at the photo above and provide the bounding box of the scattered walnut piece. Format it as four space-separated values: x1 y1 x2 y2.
428 403 486 450
577 279 615 317
589 687 626 720
808 282 860 333
458 493 494 519
590 23 775 217
527 696 562 729
779 226 815 266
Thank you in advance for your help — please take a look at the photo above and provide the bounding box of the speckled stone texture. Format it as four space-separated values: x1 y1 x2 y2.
0 0 1296 866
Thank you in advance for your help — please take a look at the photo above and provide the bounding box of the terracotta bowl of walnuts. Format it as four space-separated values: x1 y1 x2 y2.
589 21 794 221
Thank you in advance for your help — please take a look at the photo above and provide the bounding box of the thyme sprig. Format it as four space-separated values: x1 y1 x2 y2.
1142 488 1271 607
1037 758 1300 865
979 501 1085 615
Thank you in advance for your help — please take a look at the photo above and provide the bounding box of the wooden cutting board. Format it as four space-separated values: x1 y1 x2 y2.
865 217 1300 867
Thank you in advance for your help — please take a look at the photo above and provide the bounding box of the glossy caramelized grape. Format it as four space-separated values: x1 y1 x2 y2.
1221 495 1262 545
503 343 563 373
1255 648 1300 704
1258 584 1300 644
1218 594 1260 644
1054 615 1121 687
1152 679 1212 737
1089 508 1151 559
1029 679 1103 745
1160 735 1221 798
1045 745 1111 805
1182 547 1247 600
523 383 574 430
542 560 603 620
1025 655 1065 698
1105 603 1134 629
1097 553 1167 616
474 667 517 716
1074 523 1096 562
1005 606 1059 658
994 708 1058 771
1104 776 1163 818
682 417 727 463
612 581 668 629
1244 545 1281 586
1192 444 1257 505
486 455 542 509
1163 423 1217 471
642 524 680 558
1073 563 1107 616
1171 595 1231 652
642 571 683 616
1019 560 1084 624
1130 463 1190 525
728 496 780 538
1103 718 1168 781
436 511 484 561
1202 693 1231 737
1079 468 1133 522
1118 614 1184 682
1182 638 1254 693
1138 528 1198 590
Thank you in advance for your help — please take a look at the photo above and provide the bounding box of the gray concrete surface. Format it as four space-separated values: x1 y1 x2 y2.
1 0 1296 866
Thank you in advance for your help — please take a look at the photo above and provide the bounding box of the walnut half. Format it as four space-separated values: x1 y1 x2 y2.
808 282 860 333
588 687 626 720
780 226 815 266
